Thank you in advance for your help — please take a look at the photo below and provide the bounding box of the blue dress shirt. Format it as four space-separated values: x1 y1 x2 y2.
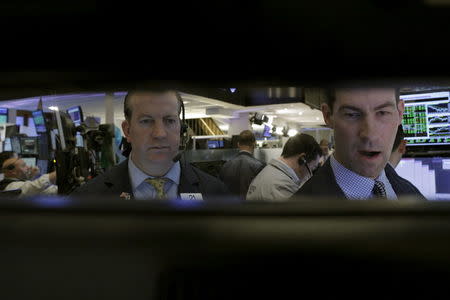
128 154 181 200
330 155 397 200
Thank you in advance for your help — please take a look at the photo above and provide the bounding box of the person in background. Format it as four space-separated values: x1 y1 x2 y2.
319 138 333 166
219 130 265 200
388 125 407 169
292 87 425 200
72 87 229 201
0 156 57 196
246 133 322 202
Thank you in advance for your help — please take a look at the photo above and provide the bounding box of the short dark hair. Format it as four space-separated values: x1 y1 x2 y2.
281 133 322 163
123 88 183 121
392 124 405 152
238 130 256 147
324 87 400 113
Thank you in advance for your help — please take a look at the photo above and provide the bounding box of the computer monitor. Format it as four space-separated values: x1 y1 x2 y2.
0 109 7 124
3 138 12 152
5 125 19 138
395 157 450 200
21 157 37 168
66 106 84 126
32 110 47 133
10 136 21 154
20 137 39 155
207 140 224 149
263 125 272 137
400 91 450 147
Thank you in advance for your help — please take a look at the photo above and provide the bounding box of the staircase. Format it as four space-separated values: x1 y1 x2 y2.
185 118 224 136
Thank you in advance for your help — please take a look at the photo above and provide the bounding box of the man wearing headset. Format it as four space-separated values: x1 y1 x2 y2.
72 88 229 201
246 133 322 202
0 155 57 196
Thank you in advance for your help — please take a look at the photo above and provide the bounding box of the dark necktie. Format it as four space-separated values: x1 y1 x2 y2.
372 180 387 198
144 177 168 200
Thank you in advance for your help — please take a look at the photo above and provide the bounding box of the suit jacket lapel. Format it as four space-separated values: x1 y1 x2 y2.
103 159 133 196
179 158 201 194
318 158 347 198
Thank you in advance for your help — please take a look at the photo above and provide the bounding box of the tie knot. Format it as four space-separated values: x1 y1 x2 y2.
372 180 386 198
144 177 168 199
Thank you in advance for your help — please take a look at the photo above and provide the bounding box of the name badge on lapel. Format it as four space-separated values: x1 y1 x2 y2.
120 192 131 200
180 193 203 201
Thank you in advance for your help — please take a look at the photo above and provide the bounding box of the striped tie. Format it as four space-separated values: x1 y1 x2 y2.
372 180 387 198
145 177 168 200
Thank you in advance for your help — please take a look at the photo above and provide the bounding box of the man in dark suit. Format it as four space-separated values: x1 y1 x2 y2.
72 88 230 202
293 87 425 200
219 130 265 199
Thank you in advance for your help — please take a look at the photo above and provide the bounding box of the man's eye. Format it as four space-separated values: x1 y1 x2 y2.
165 119 177 125
377 110 391 116
344 112 360 119
139 119 152 125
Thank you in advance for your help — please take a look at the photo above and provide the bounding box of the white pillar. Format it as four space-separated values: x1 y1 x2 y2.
8 108 16 124
105 92 115 124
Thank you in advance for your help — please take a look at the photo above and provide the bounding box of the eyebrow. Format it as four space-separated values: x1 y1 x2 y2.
338 105 362 112
338 101 396 112
374 101 397 110
137 114 178 118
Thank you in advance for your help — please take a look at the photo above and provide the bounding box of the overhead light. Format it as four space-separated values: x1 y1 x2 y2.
219 124 229 131
288 129 298 137
298 112 303 115
48 106 59 111
230 88 237 93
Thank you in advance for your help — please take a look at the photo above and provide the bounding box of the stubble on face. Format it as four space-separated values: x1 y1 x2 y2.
123 92 181 176
325 88 403 179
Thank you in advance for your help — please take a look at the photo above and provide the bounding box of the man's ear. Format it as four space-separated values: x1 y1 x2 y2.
398 139 407 155
397 100 405 125
121 120 131 142
321 103 334 128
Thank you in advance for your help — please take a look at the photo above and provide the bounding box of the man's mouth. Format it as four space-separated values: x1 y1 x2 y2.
358 150 381 158
149 146 170 150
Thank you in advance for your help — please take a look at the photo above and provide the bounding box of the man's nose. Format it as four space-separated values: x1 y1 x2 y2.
152 120 168 138
359 116 377 141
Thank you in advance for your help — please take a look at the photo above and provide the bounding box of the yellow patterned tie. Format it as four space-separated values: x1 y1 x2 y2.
145 177 168 199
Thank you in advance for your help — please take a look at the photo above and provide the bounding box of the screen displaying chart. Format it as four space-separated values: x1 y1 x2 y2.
400 91 450 146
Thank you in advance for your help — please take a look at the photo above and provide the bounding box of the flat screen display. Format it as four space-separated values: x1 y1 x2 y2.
67 106 83 126
0 107 8 124
263 125 272 137
400 91 450 146
395 157 450 200
10 136 21 154
3 138 12 151
20 137 39 155
32 110 47 133
207 140 224 149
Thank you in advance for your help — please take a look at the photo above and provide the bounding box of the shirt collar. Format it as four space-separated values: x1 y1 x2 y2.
330 154 389 199
128 152 181 191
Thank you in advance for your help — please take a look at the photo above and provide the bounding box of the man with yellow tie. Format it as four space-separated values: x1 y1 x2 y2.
72 87 230 201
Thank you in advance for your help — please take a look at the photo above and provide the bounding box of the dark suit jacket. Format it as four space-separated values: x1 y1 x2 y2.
219 151 265 198
71 158 232 202
292 158 427 200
